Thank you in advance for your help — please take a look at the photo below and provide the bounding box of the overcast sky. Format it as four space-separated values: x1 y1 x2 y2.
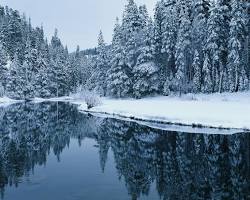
1 0 157 51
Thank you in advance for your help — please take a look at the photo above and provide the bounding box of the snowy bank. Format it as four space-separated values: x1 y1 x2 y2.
0 97 22 107
77 92 250 132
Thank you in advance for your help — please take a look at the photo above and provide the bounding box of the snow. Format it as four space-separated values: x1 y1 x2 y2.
77 92 250 132
32 96 74 103
0 97 22 107
4 91 249 134
5 60 11 69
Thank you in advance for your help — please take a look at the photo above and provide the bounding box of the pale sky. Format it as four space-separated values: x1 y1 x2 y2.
1 0 157 51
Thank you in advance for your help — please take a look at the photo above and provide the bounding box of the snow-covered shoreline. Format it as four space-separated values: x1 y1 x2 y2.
2 92 250 133
76 92 250 132
0 97 22 107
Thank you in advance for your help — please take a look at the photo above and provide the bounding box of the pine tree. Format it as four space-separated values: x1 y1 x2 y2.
0 43 8 89
5 55 26 99
202 54 213 93
95 30 109 96
227 0 248 92
34 42 50 97
138 5 149 28
48 29 69 97
191 0 210 60
174 1 192 95
3 10 23 60
23 38 38 98
107 18 132 97
192 50 202 93
70 45 81 92
161 0 178 76
206 3 221 92
244 1 250 79
122 0 140 70
206 1 231 92
133 18 159 98
154 1 165 65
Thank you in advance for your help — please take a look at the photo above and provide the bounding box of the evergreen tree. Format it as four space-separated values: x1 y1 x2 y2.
202 54 213 93
174 1 192 95
5 55 26 99
23 38 38 98
122 0 140 70
0 43 8 89
206 3 221 92
161 0 178 77
192 50 202 93
154 1 165 65
107 18 132 97
227 0 249 92
48 29 69 97
94 30 109 96
70 45 81 92
133 18 159 98
2 10 23 60
191 0 210 61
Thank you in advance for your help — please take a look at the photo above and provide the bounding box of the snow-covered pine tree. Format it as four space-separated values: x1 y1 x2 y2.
107 18 132 97
94 30 109 96
206 2 222 92
174 0 192 95
48 29 68 97
244 1 250 80
122 0 140 71
154 1 165 65
202 53 213 93
0 43 8 89
138 5 149 29
192 50 202 93
218 0 232 92
23 37 38 98
227 0 249 92
2 9 23 61
34 39 51 97
191 0 210 61
206 0 231 93
133 17 159 98
5 54 26 99
70 45 81 92
161 0 178 77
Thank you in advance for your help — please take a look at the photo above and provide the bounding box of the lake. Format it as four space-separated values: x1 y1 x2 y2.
0 102 249 200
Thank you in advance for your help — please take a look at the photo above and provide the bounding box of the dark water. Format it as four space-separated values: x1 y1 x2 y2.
0 102 249 200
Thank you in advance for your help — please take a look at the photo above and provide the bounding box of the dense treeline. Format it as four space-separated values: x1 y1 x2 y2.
85 0 250 98
0 6 90 99
0 0 249 99
0 103 249 199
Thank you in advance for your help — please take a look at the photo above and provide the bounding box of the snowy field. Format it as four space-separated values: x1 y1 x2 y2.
77 92 250 132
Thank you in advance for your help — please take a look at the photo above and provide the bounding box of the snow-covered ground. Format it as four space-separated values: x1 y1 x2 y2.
0 97 22 107
3 92 250 134
77 92 250 132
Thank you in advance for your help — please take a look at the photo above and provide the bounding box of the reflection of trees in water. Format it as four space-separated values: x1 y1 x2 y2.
0 102 96 198
0 103 249 200
99 120 249 200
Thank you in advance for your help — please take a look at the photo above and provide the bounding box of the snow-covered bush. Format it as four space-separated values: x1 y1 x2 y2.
84 91 102 109
72 86 102 109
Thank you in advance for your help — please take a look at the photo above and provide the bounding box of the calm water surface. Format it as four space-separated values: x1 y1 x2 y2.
0 102 249 200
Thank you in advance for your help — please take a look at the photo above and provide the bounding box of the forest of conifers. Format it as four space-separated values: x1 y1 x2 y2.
0 0 249 99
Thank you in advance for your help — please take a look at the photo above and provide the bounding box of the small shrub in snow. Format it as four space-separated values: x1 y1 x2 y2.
84 92 102 109
73 86 102 109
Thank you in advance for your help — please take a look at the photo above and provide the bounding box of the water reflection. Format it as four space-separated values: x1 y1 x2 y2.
0 102 249 200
